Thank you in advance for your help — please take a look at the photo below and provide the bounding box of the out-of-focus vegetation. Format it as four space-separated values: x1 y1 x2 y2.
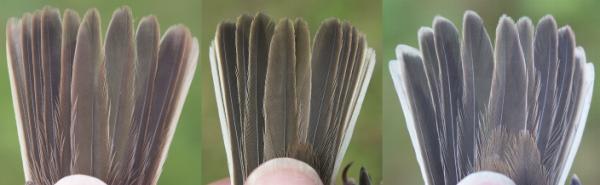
200 0 382 184
384 0 600 184
0 1 202 184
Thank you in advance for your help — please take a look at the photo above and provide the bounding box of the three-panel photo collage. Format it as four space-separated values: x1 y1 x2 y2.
1 0 598 184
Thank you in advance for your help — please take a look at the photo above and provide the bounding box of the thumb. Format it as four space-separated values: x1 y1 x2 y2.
247 158 323 185
54 174 107 185
457 171 516 185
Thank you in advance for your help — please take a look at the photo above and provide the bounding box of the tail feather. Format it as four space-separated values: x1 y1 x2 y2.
460 11 494 178
532 16 559 156
391 11 594 185
57 9 80 179
7 7 198 185
40 7 64 181
294 19 311 142
390 45 439 185
264 19 298 160
211 13 375 185
104 7 136 175
433 16 463 184
489 16 528 131
70 9 110 179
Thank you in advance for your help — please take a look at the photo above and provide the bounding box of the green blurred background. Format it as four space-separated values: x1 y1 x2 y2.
200 0 382 184
384 0 600 184
0 1 202 184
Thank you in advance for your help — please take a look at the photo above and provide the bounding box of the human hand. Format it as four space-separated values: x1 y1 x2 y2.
457 171 515 185
209 158 323 185
54 174 107 185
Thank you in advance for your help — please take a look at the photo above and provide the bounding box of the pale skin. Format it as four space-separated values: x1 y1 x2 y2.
209 158 324 185
53 158 324 185
54 160 513 185
212 164 516 185
457 171 516 185
54 175 107 185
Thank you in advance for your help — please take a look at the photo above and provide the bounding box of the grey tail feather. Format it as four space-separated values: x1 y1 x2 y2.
58 9 80 179
136 25 197 185
104 7 136 178
234 14 255 179
122 15 160 185
242 13 271 179
307 18 342 150
460 11 494 179
432 16 463 184
396 43 443 184
532 15 559 161
214 20 244 185
391 11 594 185
263 18 298 160
294 18 311 144
7 7 198 185
70 8 110 180
516 17 537 130
211 13 375 185
488 15 528 131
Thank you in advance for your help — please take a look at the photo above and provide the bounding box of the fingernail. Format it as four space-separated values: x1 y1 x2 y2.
247 158 323 185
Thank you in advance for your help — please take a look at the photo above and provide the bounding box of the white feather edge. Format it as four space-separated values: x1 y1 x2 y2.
557 47 594 185
390 44 431 185
209 40 235 182
331 47 377 181
151 36 200 185
6 18 32 181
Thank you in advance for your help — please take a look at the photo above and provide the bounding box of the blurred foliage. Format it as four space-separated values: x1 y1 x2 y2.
200 0 382 184
383 0 600 184
0 1 202 184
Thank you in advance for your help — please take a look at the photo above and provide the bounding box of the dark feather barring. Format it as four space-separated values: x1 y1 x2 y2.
210 13 376 185
390 11 593 185
6 6 198 185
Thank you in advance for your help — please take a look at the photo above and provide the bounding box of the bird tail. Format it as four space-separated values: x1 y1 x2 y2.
210 13 375 185
390 11 594 185
6 7 198 185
